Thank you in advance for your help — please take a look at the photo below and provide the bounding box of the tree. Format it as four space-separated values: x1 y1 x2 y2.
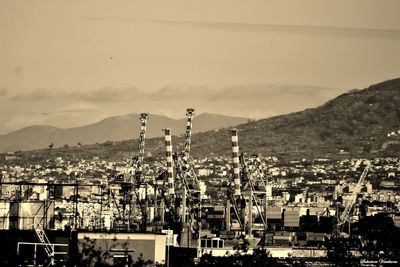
355 214 400 261
326 237 357 266
131 253 154 267
197 235 277 267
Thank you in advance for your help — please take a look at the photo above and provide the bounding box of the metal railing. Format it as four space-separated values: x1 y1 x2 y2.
17 241 68 266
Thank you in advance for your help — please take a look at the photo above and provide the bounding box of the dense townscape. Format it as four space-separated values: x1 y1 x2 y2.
1 155 400 213
1 150 400 266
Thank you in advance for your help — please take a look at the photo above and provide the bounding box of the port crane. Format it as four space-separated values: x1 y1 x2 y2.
155 109 201 246
227 129 268 236
174 108 201 222
108 113 149 230
335 162 370 235
153 128 176 225
174 108 201 246
240 153 268 232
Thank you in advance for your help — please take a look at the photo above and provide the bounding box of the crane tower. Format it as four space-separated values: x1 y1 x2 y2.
156 109 201 246
107 113 149 230
227 129 268 236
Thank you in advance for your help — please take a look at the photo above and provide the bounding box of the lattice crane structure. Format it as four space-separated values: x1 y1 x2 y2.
108 113 149 230
227 129 269 236
335 162 370 236
155 108 201 246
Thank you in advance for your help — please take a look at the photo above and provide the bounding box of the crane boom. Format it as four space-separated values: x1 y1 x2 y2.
337 163 370 226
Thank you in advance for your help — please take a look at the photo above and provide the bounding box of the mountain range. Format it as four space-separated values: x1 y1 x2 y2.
0 113 248 152
1 82 345 135
3 78 400 162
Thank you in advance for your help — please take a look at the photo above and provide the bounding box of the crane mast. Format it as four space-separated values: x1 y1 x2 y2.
178 108 200 222
151 128 176 225
227 129 244 231
231 129 241 196
164 128 175 196
107 113 149 230
184 108 195 158
228 129 268 235
157 109 201 246
135 113 149 183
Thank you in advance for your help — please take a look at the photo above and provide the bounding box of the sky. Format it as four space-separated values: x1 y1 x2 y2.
1 0 400 134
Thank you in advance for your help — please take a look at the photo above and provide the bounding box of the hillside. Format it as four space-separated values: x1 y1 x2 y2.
186 78 400 159
188 78 400 159
0 126 60 152
0 113 248 152
3 78 400 163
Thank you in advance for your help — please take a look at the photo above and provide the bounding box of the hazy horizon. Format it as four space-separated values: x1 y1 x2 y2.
0 82 348 134
1 0 400 134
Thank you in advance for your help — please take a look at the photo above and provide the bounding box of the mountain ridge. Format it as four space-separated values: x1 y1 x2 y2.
2 78 400 162
0 113 248 152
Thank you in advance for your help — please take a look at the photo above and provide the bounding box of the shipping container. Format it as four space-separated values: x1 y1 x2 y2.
266 207 282 219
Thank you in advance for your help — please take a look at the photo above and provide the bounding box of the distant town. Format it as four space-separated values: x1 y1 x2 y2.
1 147 399 265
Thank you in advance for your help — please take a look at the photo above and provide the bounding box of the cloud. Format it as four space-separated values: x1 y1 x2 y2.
208 84 340 102
78 16 400 40
11 88 66 101
148 19 400 40
76 86 143 102
57 102 99 112
150 83 210 100
0 88 7 97
78 16 139 23
80 16 400 40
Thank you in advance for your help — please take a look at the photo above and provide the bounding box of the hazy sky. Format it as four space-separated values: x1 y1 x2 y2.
1 0 400 134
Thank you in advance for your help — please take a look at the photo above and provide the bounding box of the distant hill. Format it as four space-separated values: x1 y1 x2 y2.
3 78 400 162
80 78 400 160
184 78 400 159
0 113 248 152
0 126 60 152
